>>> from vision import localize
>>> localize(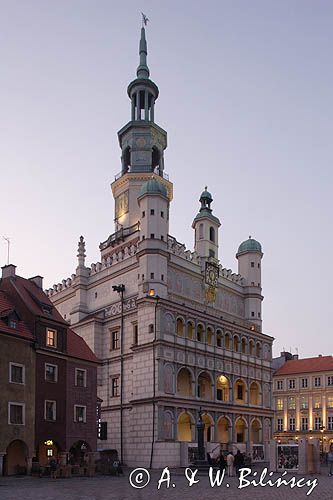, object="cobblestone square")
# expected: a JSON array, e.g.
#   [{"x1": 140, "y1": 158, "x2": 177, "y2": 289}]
[{"x1": 0, "y1": 467, "x2": 332, "y2": 500}]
